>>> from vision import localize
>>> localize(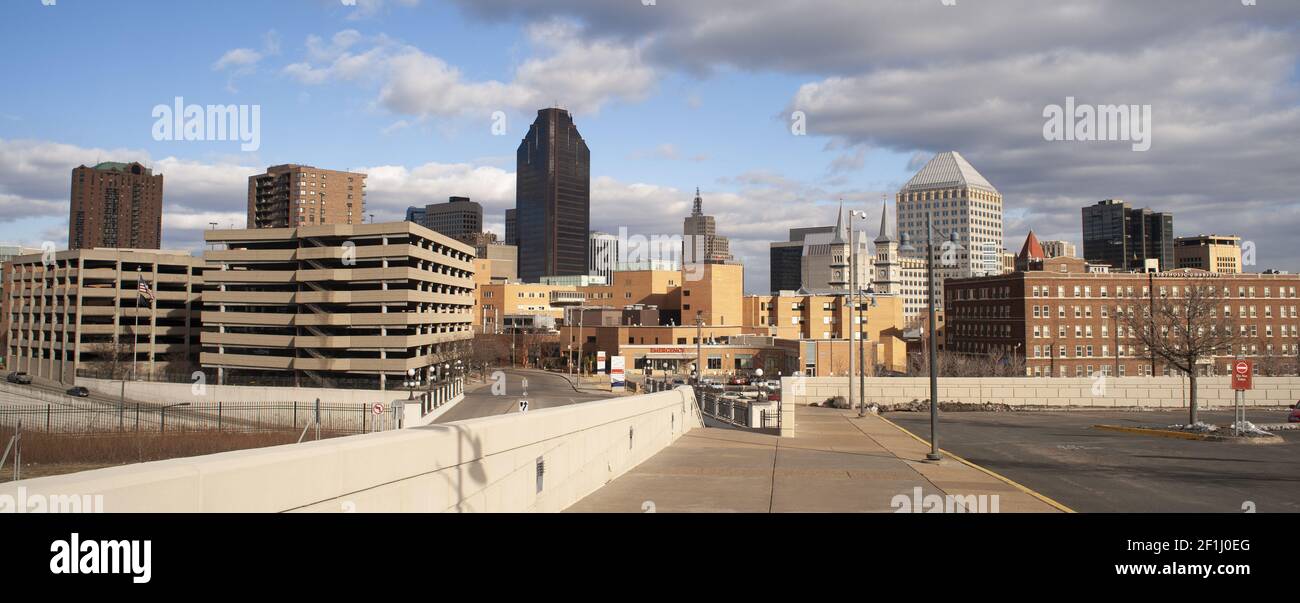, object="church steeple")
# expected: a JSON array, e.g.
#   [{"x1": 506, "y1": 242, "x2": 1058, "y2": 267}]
[
  {"x1": 874, "y1": 198, "x2": 895, "y2": 244},
  {"x1": 872, "y1": 198, "x2": 901, "y2": 296}
]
